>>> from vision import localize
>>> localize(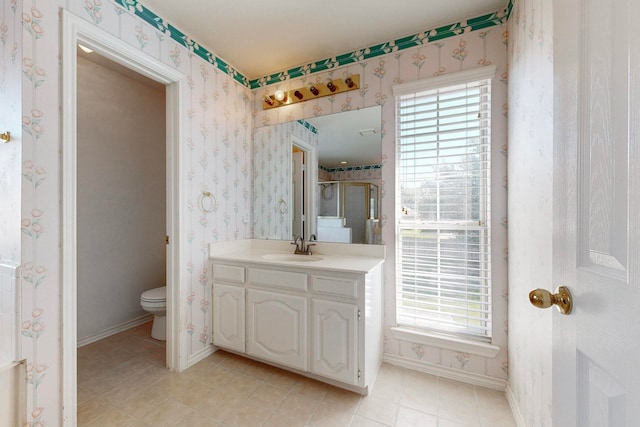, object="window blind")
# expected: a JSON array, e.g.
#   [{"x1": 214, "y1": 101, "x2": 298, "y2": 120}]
[{"x1": 394, "y1": 68, "x2": 493, "y2": 339}]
